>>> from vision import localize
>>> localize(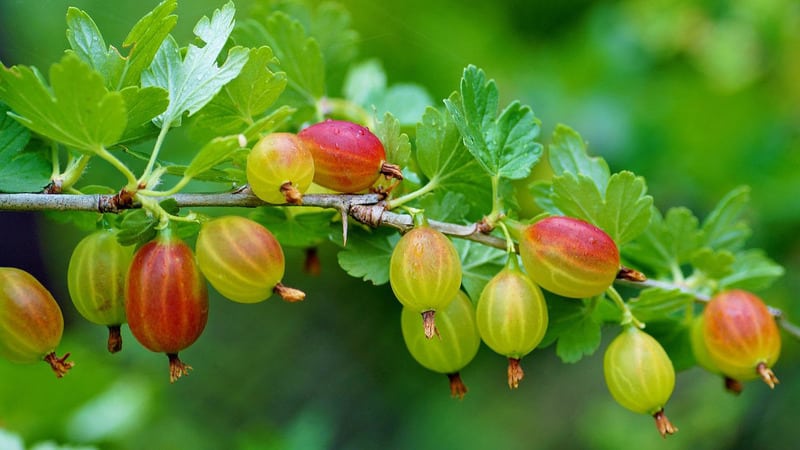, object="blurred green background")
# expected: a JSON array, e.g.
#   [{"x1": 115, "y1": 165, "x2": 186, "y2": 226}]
[{"x1": 1, "y1": 0, "x2": 799, "y2": 449}]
